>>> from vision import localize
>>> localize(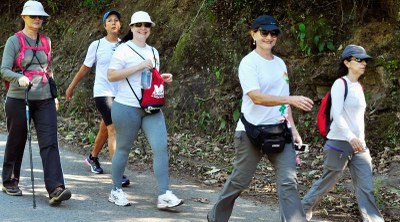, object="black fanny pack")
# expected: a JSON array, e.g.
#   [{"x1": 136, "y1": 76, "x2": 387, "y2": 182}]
[{"x1": 240, "y1": 113, "x2": 292, "y2": 154}]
